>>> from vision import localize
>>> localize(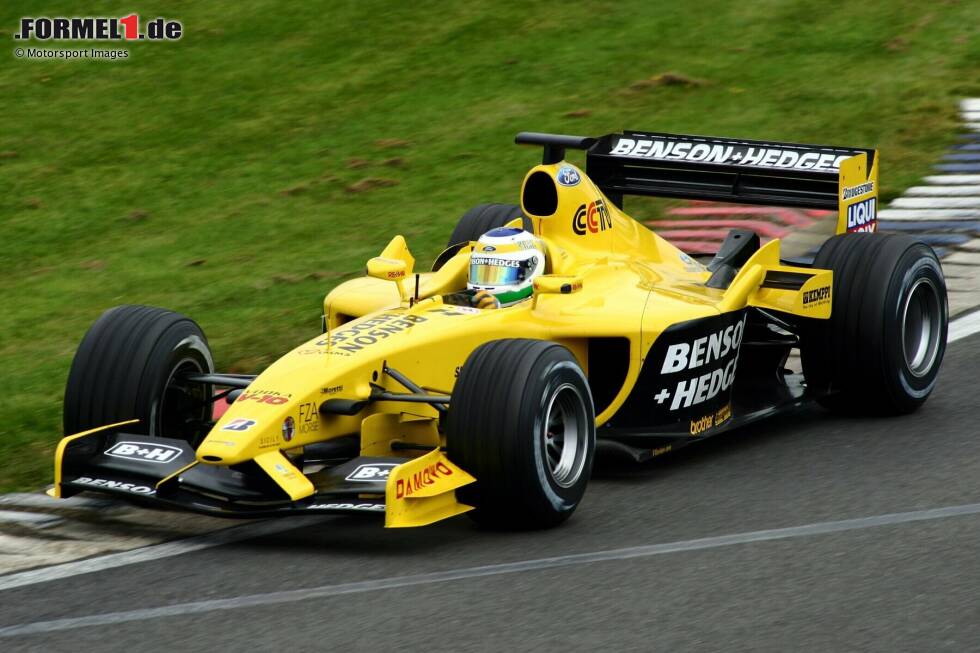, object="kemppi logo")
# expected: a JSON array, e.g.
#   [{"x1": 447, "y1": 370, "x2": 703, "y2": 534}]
[
  {"x1": 572, "y1": 199, "x2": 612, "y2": 236},
  {"x1": 802, "y1": 286, "x2": 831, "y2": 306},
  {"x1": 395, "y1": 461, "x2": 454, "y2": 499}
]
